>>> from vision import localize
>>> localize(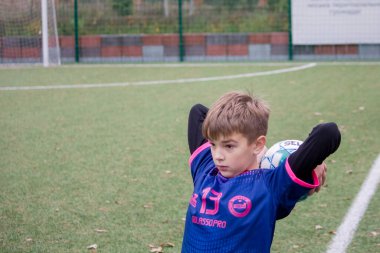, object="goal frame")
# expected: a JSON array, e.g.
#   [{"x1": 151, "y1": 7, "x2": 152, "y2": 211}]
[{"x1": 41, "y1": 0, "x2": 61, "y2": 67}]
